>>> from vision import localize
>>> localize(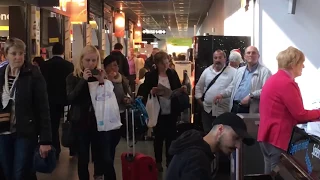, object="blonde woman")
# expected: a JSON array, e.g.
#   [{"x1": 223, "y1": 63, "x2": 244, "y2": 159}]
[
  {"x1": 258, "y1": 46, "x2": 320, "y2": 173},
  {"x1": 66, "y1": 45, "x2": 106, "y2": 180},
  {"x1": 0, "y1": 38, "x2": 52, "y2": 179}
]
